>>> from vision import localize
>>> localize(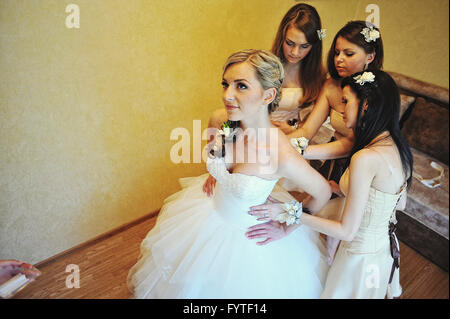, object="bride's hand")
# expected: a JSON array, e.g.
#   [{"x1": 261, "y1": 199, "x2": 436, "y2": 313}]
[
  {"x1": 202, "y1": 174, "x2": 217, "y2": 197},
  {"x1": 245, "y1": 220, "x2": 288, "y2": 245}
]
